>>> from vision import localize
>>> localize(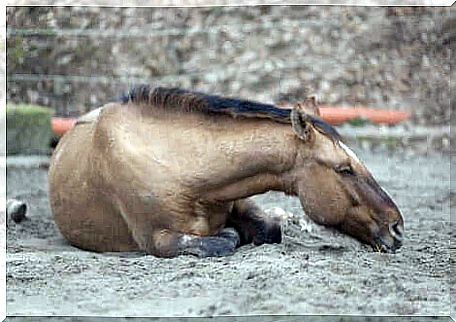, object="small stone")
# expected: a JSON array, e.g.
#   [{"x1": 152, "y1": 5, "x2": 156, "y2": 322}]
[{"x1": 6, "y1": 199, "x2": 27, "y2": 223}]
